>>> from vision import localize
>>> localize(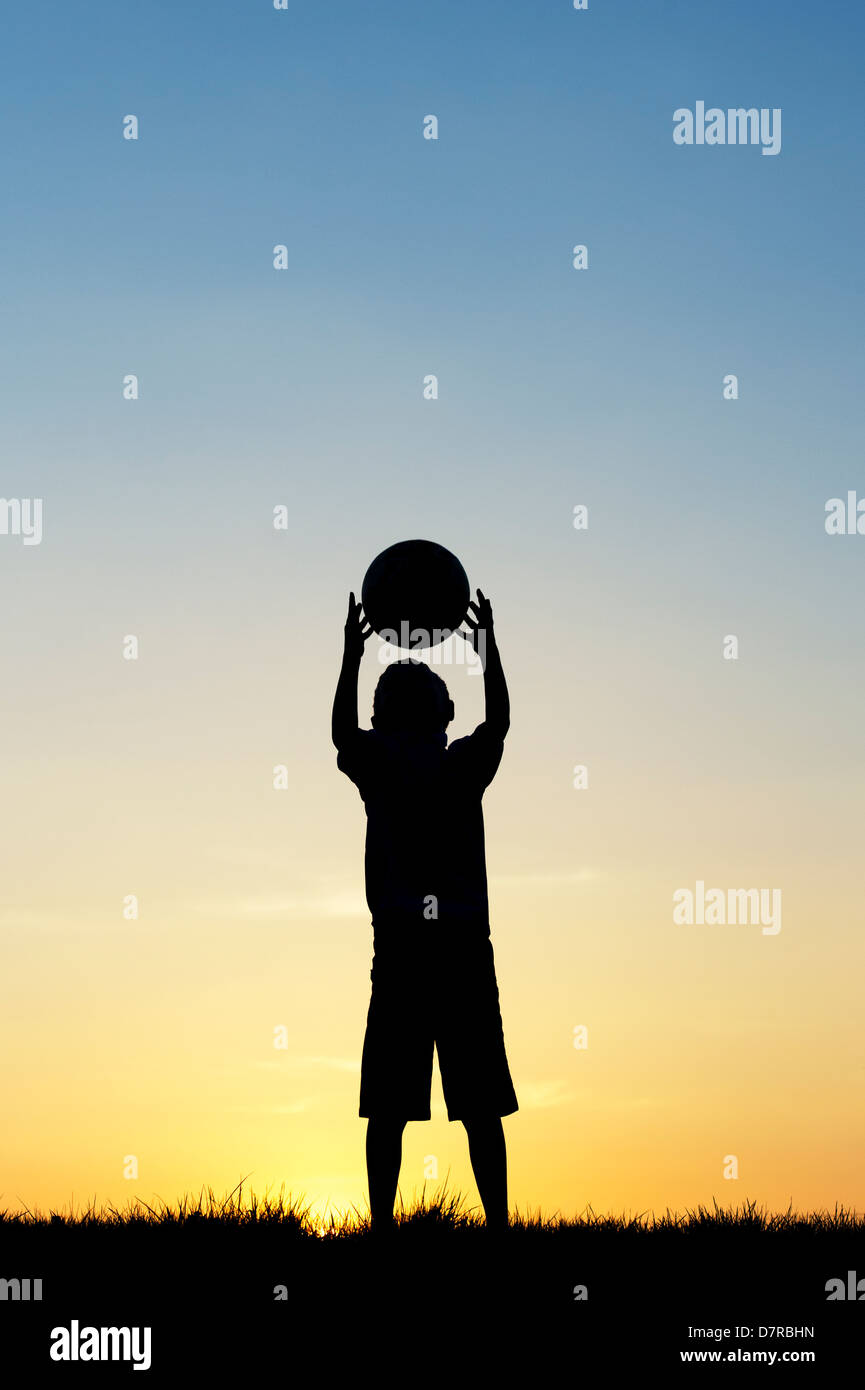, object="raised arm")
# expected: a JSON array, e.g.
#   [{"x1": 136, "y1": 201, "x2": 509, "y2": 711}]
[
  {"x1": 460, "y1": 589, "x2": 510, "y2": 739},
  {"x1": 331, "y1": 592, "x2": 373, "y2": 749}
]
